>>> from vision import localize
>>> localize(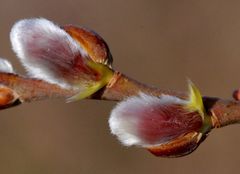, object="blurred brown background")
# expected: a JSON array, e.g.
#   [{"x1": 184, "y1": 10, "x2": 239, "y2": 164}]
[{"x1": 0, "y1": 0, "x2": 240, "y2": 174}]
